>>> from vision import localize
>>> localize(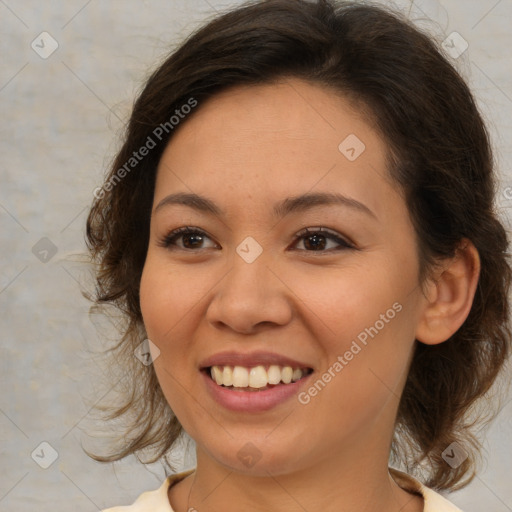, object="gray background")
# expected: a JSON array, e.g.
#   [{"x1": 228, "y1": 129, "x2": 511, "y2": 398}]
[{"x1": 1, "y1": 0, "x2": 511, "y2": 510}]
